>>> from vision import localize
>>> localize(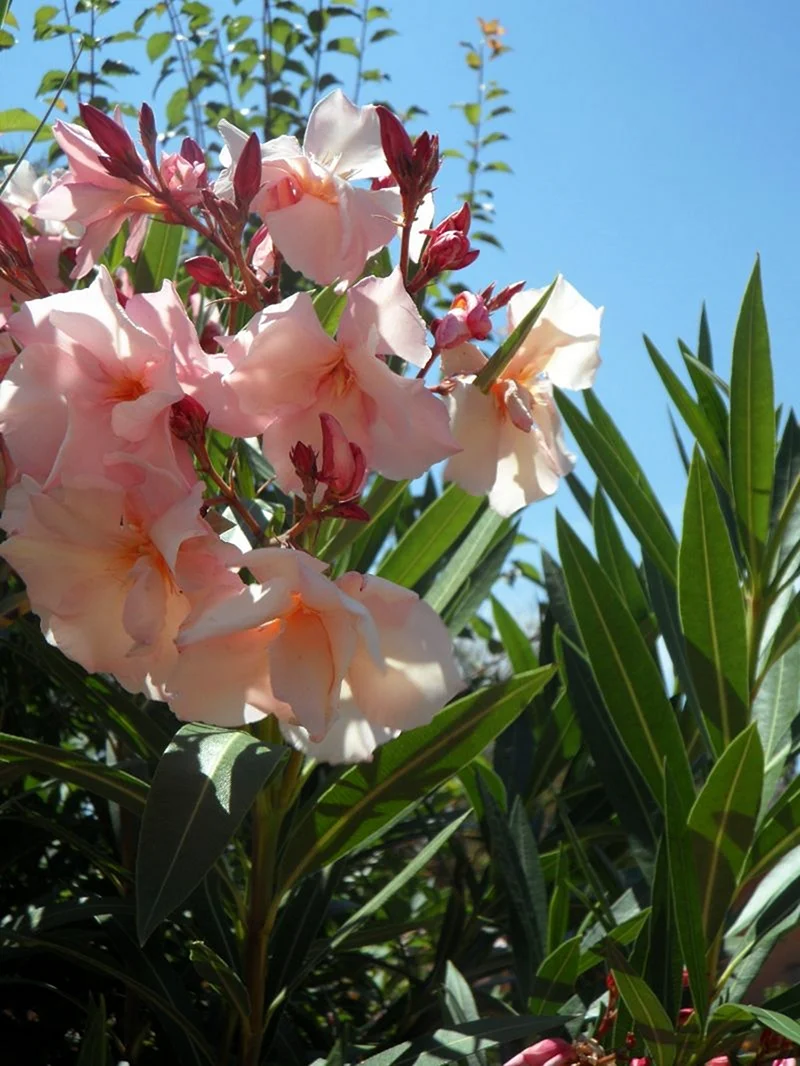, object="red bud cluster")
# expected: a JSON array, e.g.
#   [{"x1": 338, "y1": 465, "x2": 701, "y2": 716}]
[
  {"x1": 80, "y1": 103, "x2": 146, "y2": 183},
  {"x1": 185, "y1": 255, "x2": 233, "y2": 292},
  {"x1": 377, "y1": 106, "x2": 440, "y2": 204},
  {"x1": 170, "y1": 395, "x2": 209, "y2": 448},
  {"x1": 0, "y1": 201, "x2": 49, "y2": 299},
  {"x1": 409, "y1": 202, "x2": 479, "y2": 293},
  {"x1": 289, "y1": 414, "x2": 369, "y2": 527}
]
